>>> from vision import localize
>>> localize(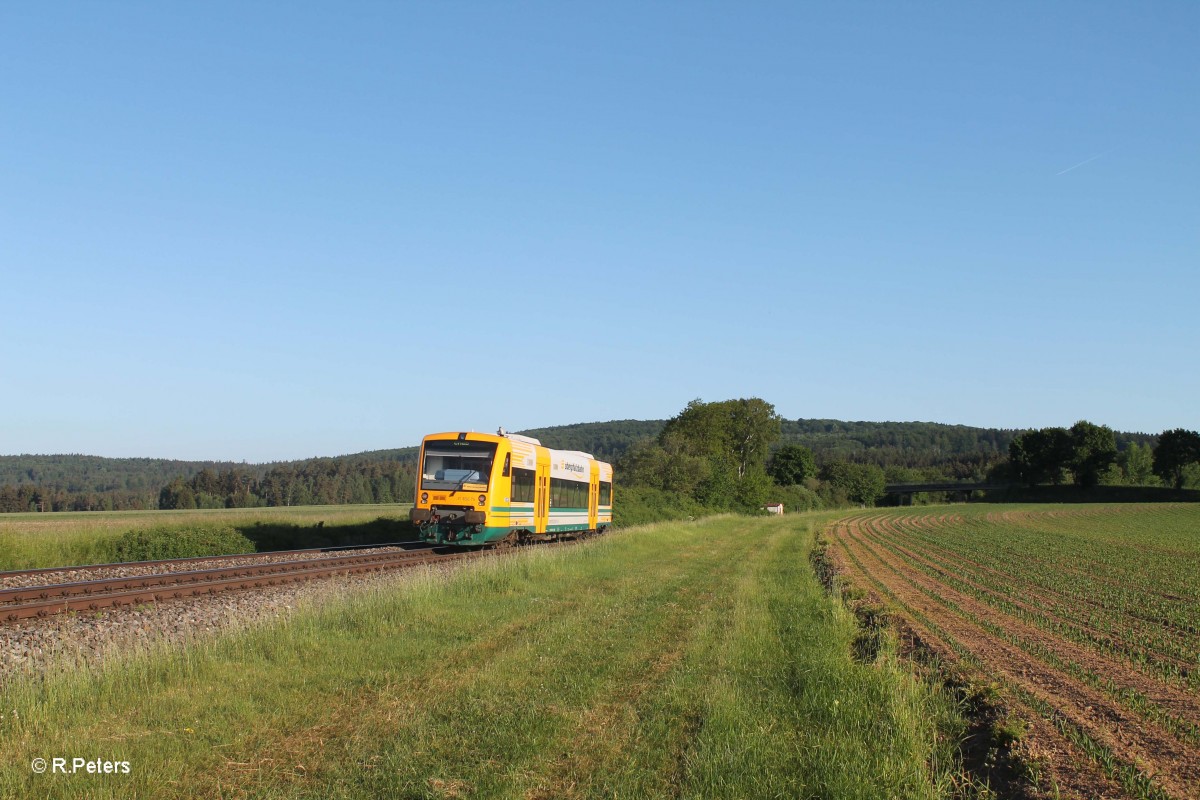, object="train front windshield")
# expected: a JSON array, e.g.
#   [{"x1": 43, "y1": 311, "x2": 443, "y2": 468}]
[{"x1": 421, "y1": 441, "x2": 497, "y2": 490}]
